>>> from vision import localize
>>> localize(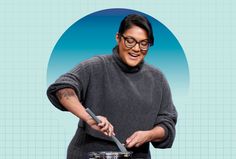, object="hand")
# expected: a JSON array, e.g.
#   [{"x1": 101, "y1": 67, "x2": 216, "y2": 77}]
[
  {"x1": 125, "y1": 131, "x2": 151, "y2": 148},
  {"x1": 86, "y1": 116, "x2": 115, "y2": 136}
]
